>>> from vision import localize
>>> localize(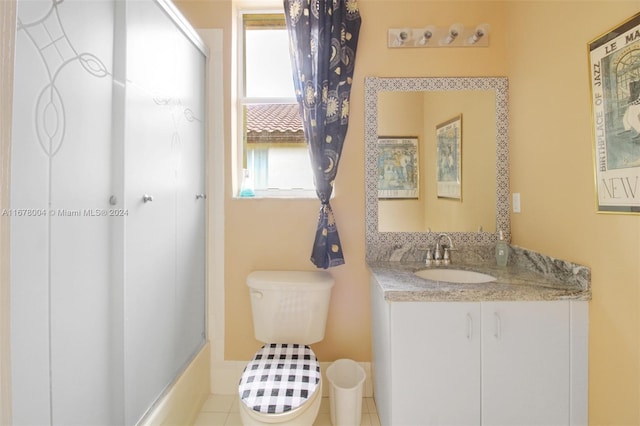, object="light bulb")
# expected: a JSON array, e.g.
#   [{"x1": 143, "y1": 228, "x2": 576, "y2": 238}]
[
  {"x1": 467, "y1": 23, "x2": 490, "y2": 44},
  {"x1": 393, "y1": 29, "x2": 411, "y2": 46},
  {"x1": 416, "y1": 26, "x2": 435, "y2": 46},
  {"x1": 441, "y1": 23, "x2": 464, "y2": 45}
]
